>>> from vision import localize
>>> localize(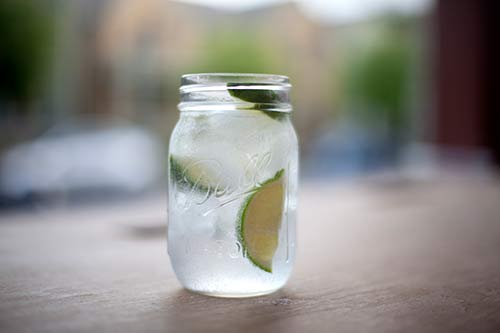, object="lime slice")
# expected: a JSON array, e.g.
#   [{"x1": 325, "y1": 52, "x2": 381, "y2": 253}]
[
  {"x1": 237, "y1": 169, "x2": 285, "y2": 273},
  {"x1": 227, "y1": 83, "x2": 287, "y2": 121},
  {"x1": 227, "y1": 83, "x2": 282, "y2": 103},
  {"x1": 169, "y1": 155, "x2": 223, "y2": 193}
]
